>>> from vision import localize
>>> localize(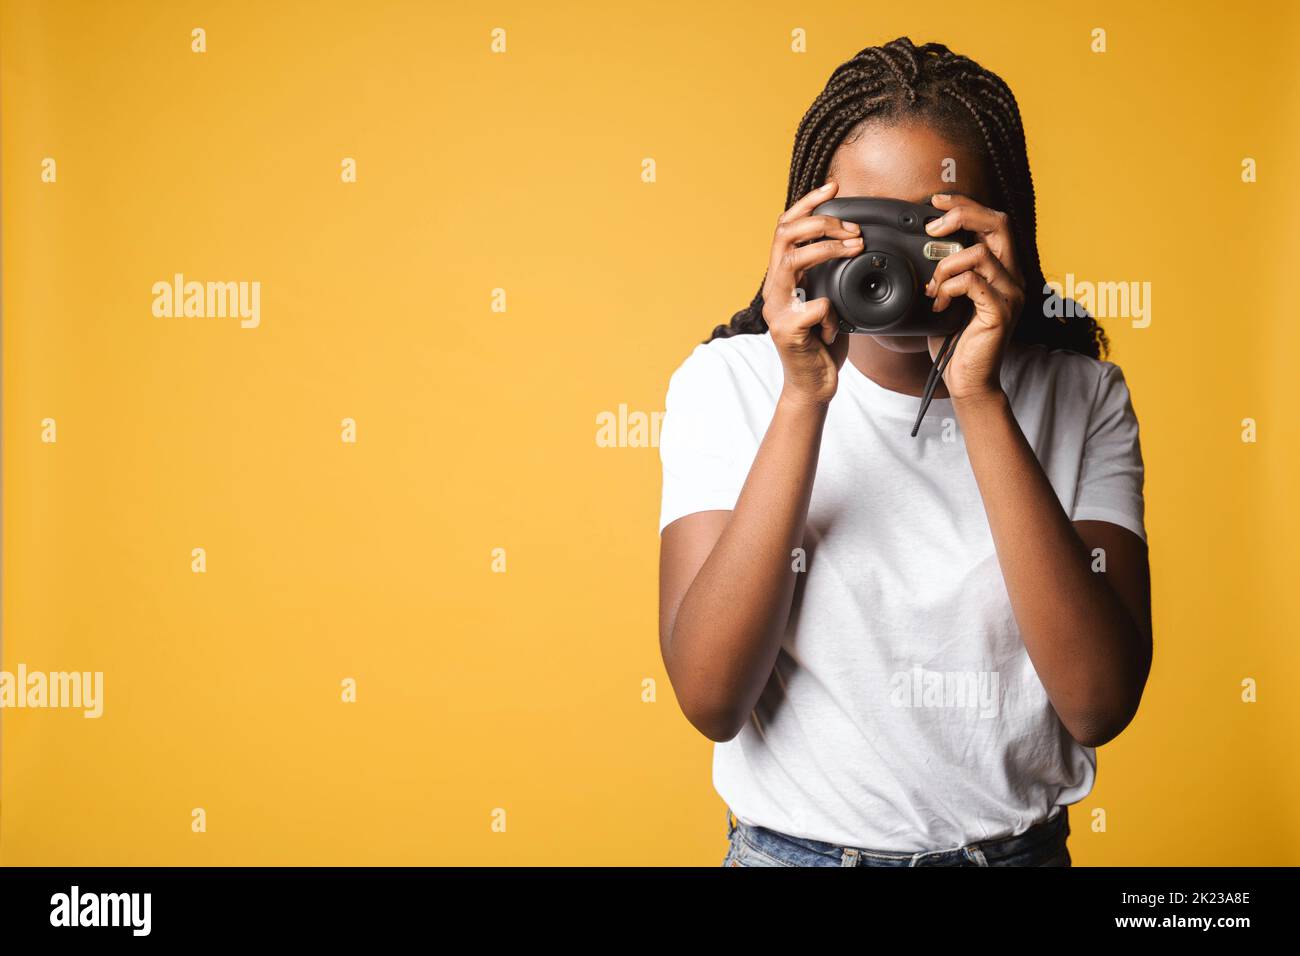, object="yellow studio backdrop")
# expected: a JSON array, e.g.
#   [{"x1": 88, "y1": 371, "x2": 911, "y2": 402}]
[{"x1": 1, "y1": 0, "x2": 1297, "y2": 866}]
